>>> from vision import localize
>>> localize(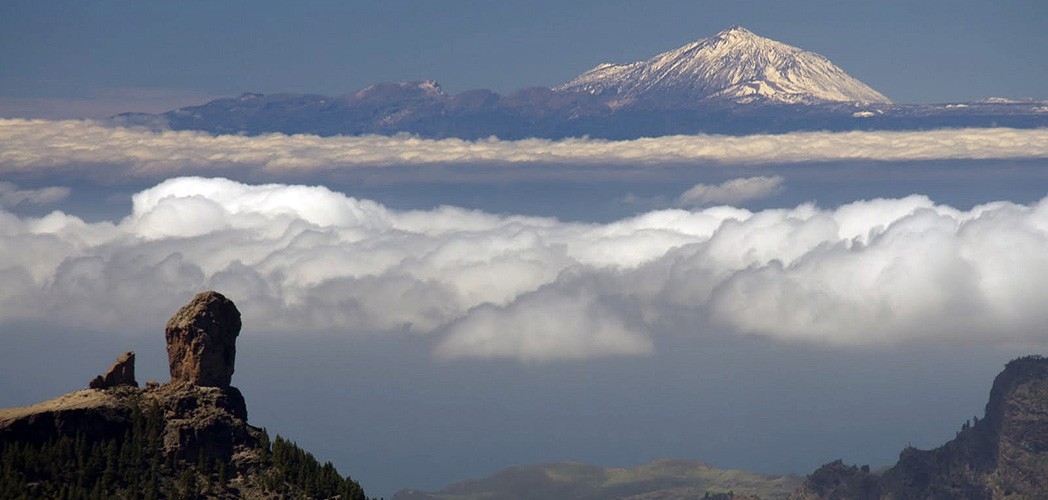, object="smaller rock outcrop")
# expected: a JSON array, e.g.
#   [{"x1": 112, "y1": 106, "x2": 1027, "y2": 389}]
[
  {"x1": 165, "y1": 291, "x2": 241, "y2": 387},
  {"x1": 88, "y1": 351, "x2": 137, "y2": 389},
  {"x1": 789, "y1": 460, "x2": 880, "y2": 500}
]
